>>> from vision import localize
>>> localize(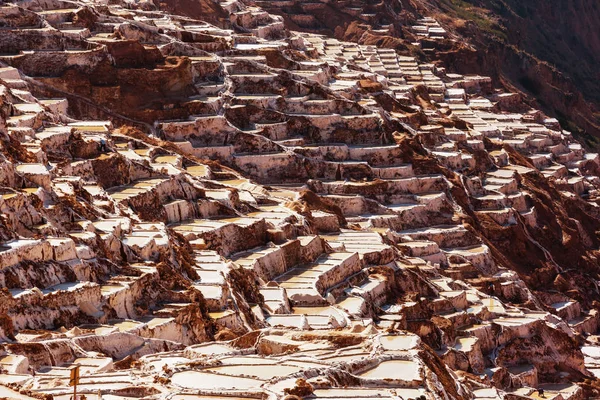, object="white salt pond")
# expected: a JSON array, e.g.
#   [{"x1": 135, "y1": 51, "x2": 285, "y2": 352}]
[
  {"x1": 187, "y1": 343, "x2": 234, "y2": 356},
  {"x1": 582, "y1": 346, "x2": 600, "y2": 358},
  {"x1": 472, "y1": 387, "x2": 500, "y2": 398},
  {"x1": 323, "y1": 352, "x2": 370, "y2": 363},
  {"x1": 219, "y1": 356, "x2": 279, "y2": 365},
  {"x1": 205, "y1": 364, "x2": 301, "y2": 379},
  {"x1": 312, "y1": 387, "x2": 427, "y2": 398},
  {"x1": 172, "y1": 396, "x2": 256, "y2": 400},
  {"x1": 380, "y1": 334, "x2": 419, "y2": 351},
  {"x1": 454, "y1": 337, "x2": 477, "y2": 352},
  {"x1": 51, "y1": 395, "x2": 139, "y2": 400},
  {"x1": 111, "y1": 320, "x2": 143, "y2": 332},
  {"x1": 147, "y1": 356, "x2": 190, "y2": 370},
  {"x1": 171, "y1": 370, "x2": 262, "y2": 389},
  {"x1": 0, "y1": 386, "x2": 37, "y2": 400},
  {"x1": 359, "y1": 360, "x2": 420, "y2": 381}
]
